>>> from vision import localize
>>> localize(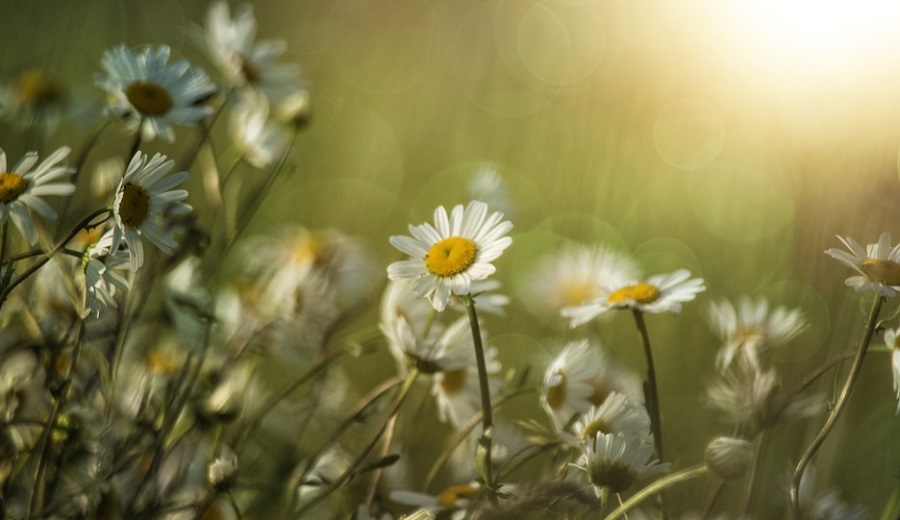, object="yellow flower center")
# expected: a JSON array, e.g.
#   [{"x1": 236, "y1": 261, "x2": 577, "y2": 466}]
[
  {"x1": 544, "y1": 370, "x2": 567, "y2": 410},
  {"x1": 118, "y1": 183, "x2": 150, "y2": 227},
  {"x1": 559, "y1": 281, "x2": 597, "y2": 307},
  {"x1": 440, "y1": 368, "x2": 467, "y2": 395},
  {"x1": 145, "y1": 351, "x2": 180, "y2": 374},
  {"x1": 606, "y1": 283, "x2": 661, "y2": 305},
  {"x1": 580, "y1": 418, "x2": 612, "y2": 442},
  {"x1": 860, "y1": 258, "x2": 900, "y2": 286},
  {"x1": 436, "y1": 484, "x2": 478, "y2": 509},
  {"x1": 290, "y1": 232, "x2": 330, "y2": 267},
  {"x1": 425, "y1": 237, "x2": 477, "y2": 277},
  {"x1": 239, "y1": 56, "x2": 261, "y2": 84},
  {"x1": 125, "y1": 81, "x2": 174, "y2": 116},
  {"x1": 0, "y1": 173, "x2": 28, "y2": 203},
  {"x1": 16, "y1": 69, "x2": 64, "y2": 108}
]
